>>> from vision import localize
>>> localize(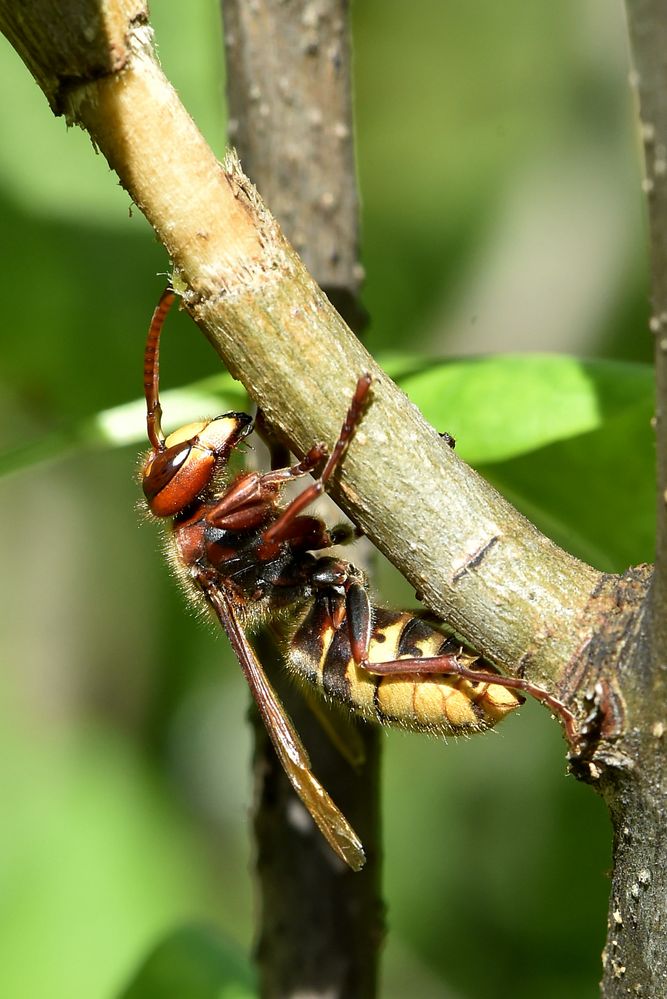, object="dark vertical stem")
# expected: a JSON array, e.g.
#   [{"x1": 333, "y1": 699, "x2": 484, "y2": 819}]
[
  {"x1": 220, "y1": 2, "x2": 383, "y2": 996},
  {"x1": 250, "y1": 662, "x2": 383, "y2": 999},
  {"x1": 624, "y1": 0, "x2": 667, "y2": 667},
  {"x1": 222, "y1": 0, "x2": 365, "y2": 328},
  {"x1": 597, "y1": 4, "x2": 667, "y2": 996}
]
